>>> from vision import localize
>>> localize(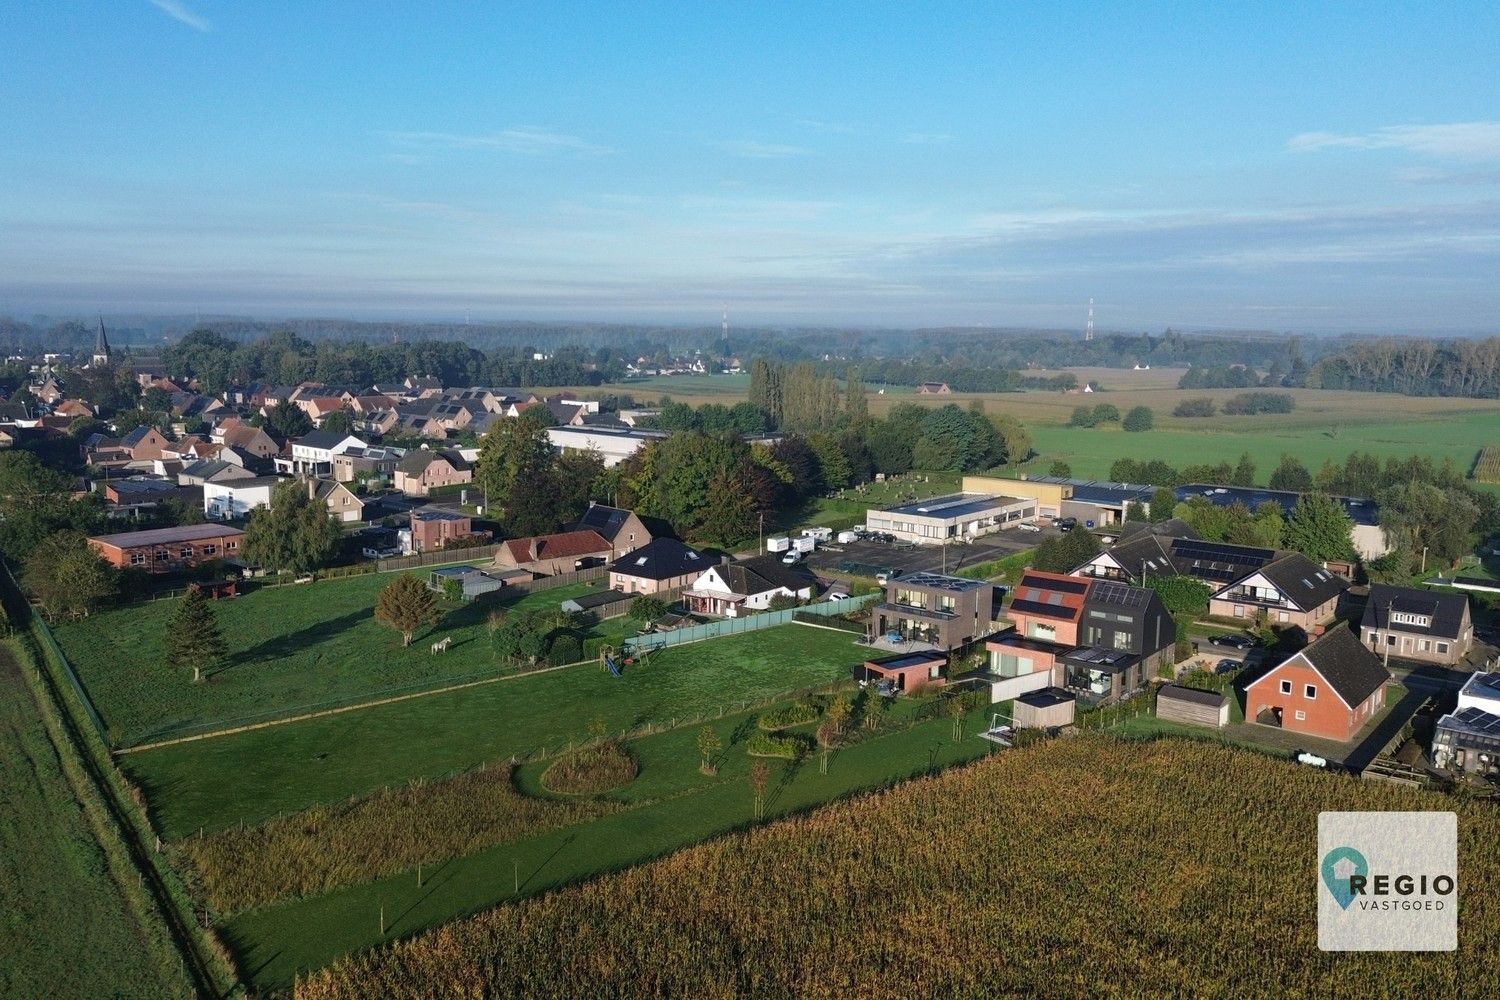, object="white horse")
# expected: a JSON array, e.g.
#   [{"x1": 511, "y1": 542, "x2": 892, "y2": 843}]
[{"x1": 430, "y1": 636, "x2": 453, "y2": 655}]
